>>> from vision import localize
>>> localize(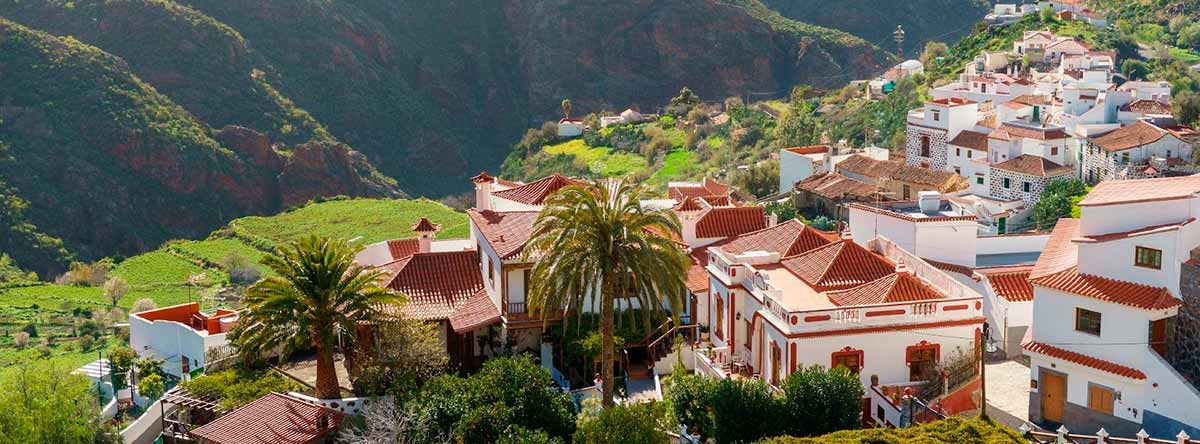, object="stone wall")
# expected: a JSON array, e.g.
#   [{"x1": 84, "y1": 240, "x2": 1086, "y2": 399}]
[
  {"x1": 906, "y1": 126, "x2": 949, "y2": 170},
  {"x1": 1169, "y1": 248, "x2": 1200, "y2": 390},
  {"x1": 988, "y1": 169, "x2": 1064, "y2": 207}
]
